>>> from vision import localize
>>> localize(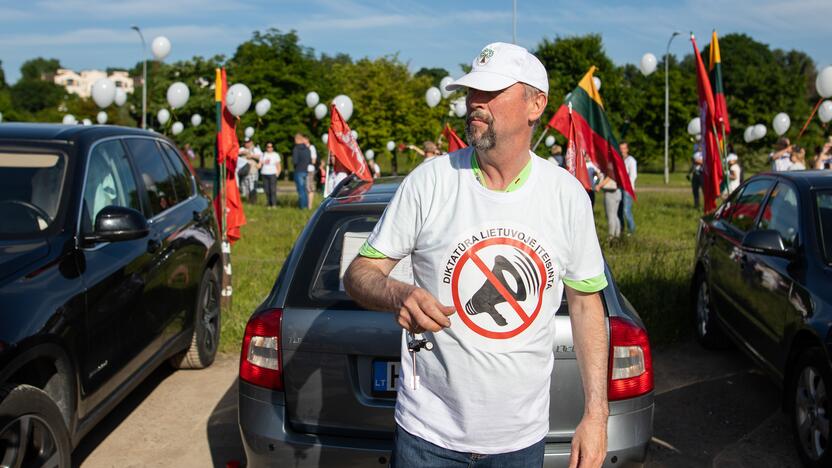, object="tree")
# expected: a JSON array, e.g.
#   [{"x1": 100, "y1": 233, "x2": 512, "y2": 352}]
[
  {"x1": 415, "y1": 67, "x2": 450, "y2": 86},
  {"x1": 20, "y1": 58, "x2": 61, "y2": 81}
]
